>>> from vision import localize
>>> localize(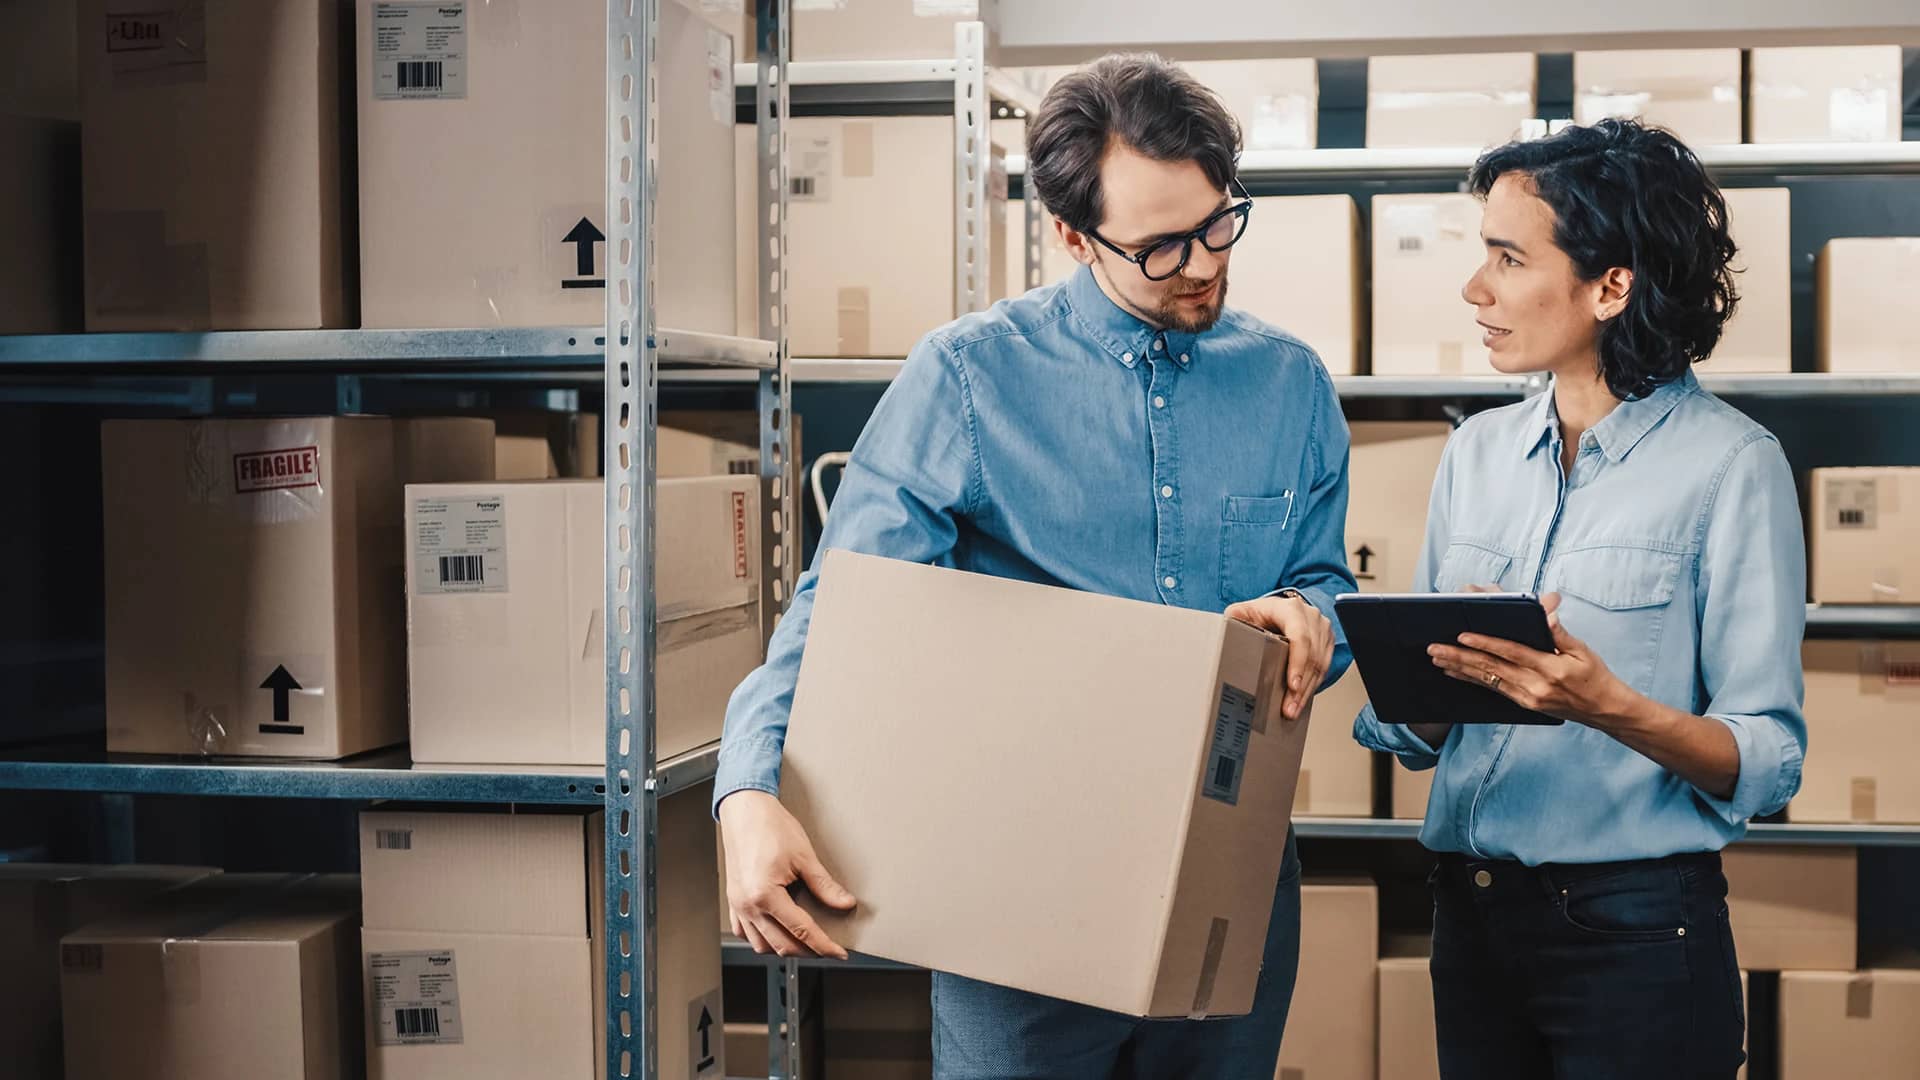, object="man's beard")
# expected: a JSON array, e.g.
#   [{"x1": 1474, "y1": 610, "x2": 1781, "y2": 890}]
[{"x1": 1153, "y1": 274, "x2": 1228, "y2": 333}]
